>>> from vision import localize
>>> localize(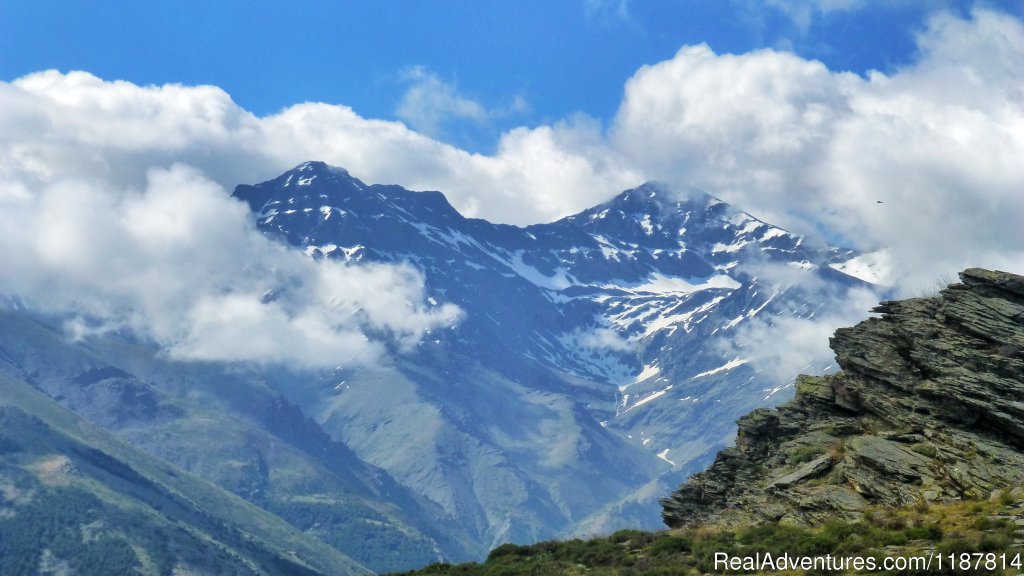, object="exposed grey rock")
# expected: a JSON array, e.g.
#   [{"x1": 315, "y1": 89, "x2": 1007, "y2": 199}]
[
  {"x1": 769, "y1": 455, "x2": 832, "y2": 489},
  {"x1": 846, "y1": 436, "x2": 932, "y2": 481},
  {"x1": 662, "y1": 268, "x2": 1024, "y2": 528},
  {"x1": 796, "y1": 485, "x2": 867, "y2": 512}
]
